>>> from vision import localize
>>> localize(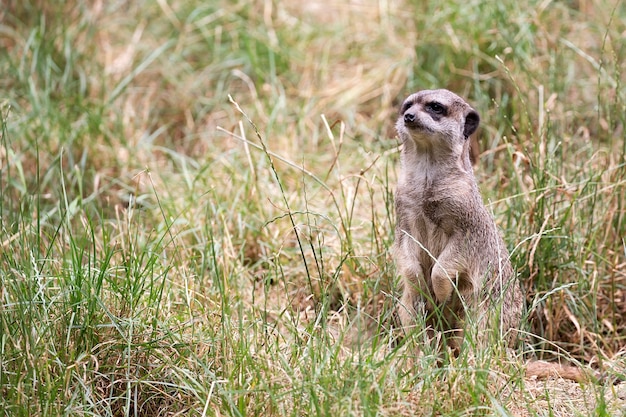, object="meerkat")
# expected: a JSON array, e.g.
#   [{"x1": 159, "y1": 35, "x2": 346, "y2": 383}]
[
  {"x1": 393, "y1": 89, "x2": 523, "y2": 352},
  {"x1": 391, "y1": 89, "x2": 608, "y2": 384}
]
